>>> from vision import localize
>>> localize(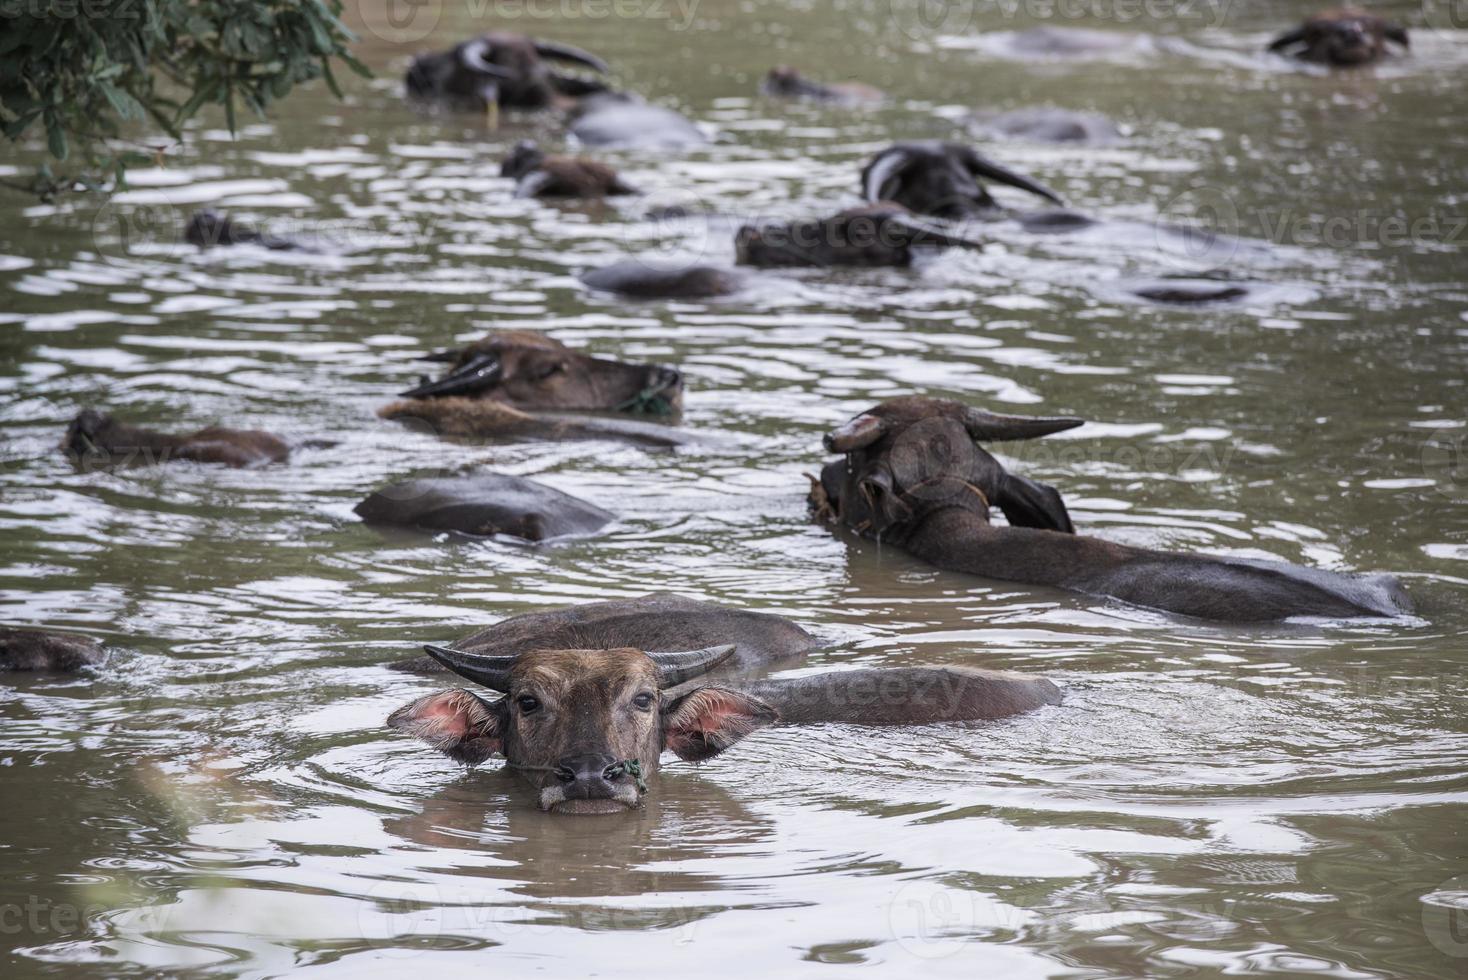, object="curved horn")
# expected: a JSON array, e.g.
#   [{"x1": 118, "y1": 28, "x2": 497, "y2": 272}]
[
  {"x1": 423, "y1": 644, "x2": 516, "y2": 692},
  {"x1": 884, "y1": 212, "x2": 985, "y2": 251},
  {"x1": 400, "y1": 354, "x2": 503, "y2": 399},
  {"x1": 533, "y1": 40, "x2": 609, "y2": 73},
  {"x1": 1383, "y1": 22, "x2": 1409, "y2": 48},
  {"x1": 862, "y1": 147, "x2": 914, "y2": 203},
  {"x1": 961, "y1": 407, "x2": 1084, "y2": 442},
  {"x1": 459, "y1": 39, "x2": 515, "y2": 79},
  {"x1": 649, "y1": 645, "x2": 736, "y2": 688},
  {"x1": 1267, "y1": 26, "x2": 1306, "y2": 52},
  {"x1": 824, "y1": 413, "x2": 887, "y2": 453},
  {"x1": 957, "y1": 146, "x2": 1062, "y2": 205}
]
